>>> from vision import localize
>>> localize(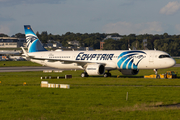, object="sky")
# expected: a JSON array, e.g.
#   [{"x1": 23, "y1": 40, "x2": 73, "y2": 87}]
[{"x1": 0, "y1": 0, "x2": 180, "y2": 36}]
